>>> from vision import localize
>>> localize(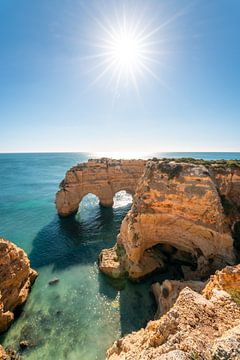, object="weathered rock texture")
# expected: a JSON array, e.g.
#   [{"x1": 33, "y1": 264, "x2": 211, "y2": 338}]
[
  {"x1": 56, "y1": 158, "x2": 146, "y2": 217},
  {"x1": 0, "y1": 346, "x2": 7, "y2": 360},
  {"x1": 0, "y1": 347, "x2": 19, "y2": 360},
  {"x1": 152, "y1": 279, "x2": 205, "y2": 318},
  {"x1": 100, "y1": 160, "x2": 239, "y2": 280},
  {"x1": 0, "y1": 238, "x2": 37, "y2": 333},
  {"x1": 212, "y1": 165, "x2": 240, "y2": 252},
  {"x1": 203, "y1": 264, "x2": 240, "y2": 300},
  {"x1": 106, "y1": 265, "x2": 240, "y2": 360}
]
